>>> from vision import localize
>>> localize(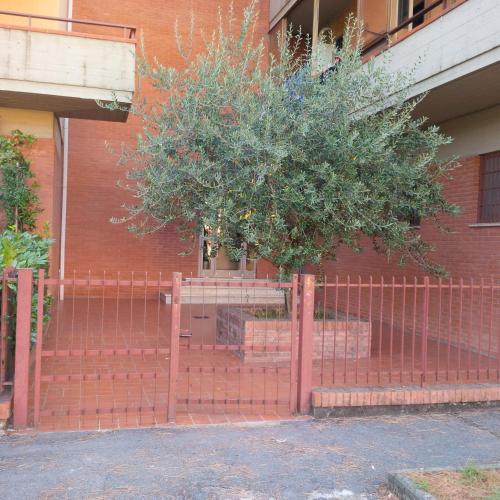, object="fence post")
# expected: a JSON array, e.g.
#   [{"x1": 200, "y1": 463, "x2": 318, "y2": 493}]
[
  {"x1": 13, "y1": 269, "x2": 33, "y2": 429},
  {"x1": 421, "y1": 276, "x2": 430, "y2": 386},
  {"x1": 0, "y1": 268, "x2": 11, "y2": 393},
  {"x1": 289, "y1": 274, "x2": 299, "y2": 414},
  {"x1": 297, "y1": 274, "x2": 315, "y2": 414},
  {"x1": 33, "y1": 269, "x2": 45, "y2": 427},
  {"x1": 167, "y1": 272, "x2": 182, "y2": 423}
]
